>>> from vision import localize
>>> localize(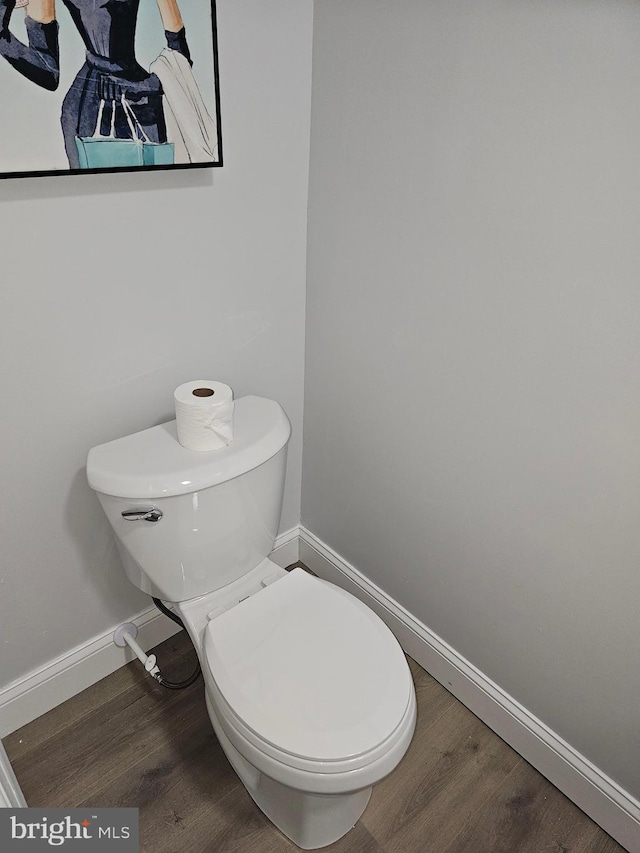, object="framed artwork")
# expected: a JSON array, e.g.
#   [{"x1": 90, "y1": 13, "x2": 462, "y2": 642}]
[{"x1": 0, "y1": 0, "x2": 223, "y2": 178}]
